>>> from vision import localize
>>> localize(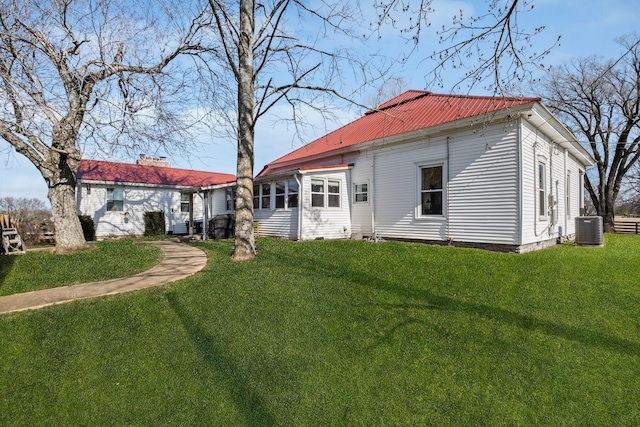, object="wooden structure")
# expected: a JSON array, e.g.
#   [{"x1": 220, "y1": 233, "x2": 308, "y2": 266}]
[
  {"x1": 1, "y1": 214, "x2": 26, "y2": 255},
  {"x1": 614, "y1": 217, "x2": 640, "y2": 234}
]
